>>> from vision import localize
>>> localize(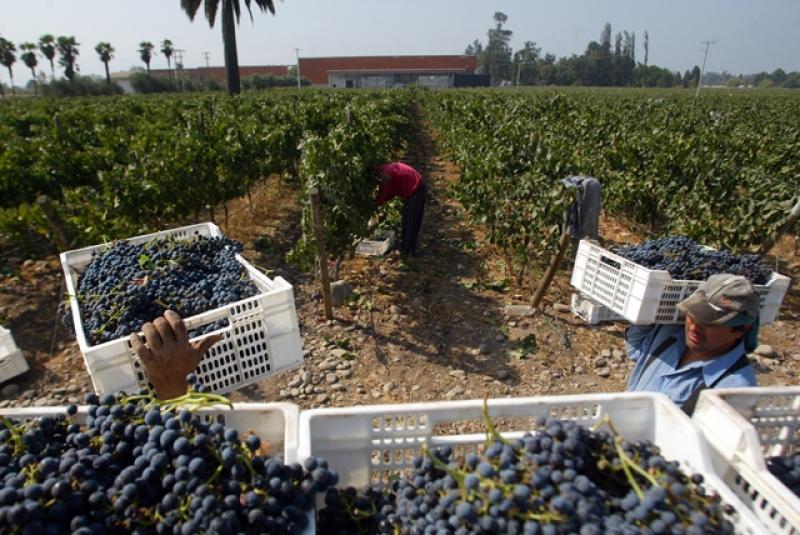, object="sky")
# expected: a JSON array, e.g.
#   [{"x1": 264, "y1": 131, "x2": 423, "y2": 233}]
[{"x1": 1, "y1": 0, "x2": 799, "y2": 83}]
